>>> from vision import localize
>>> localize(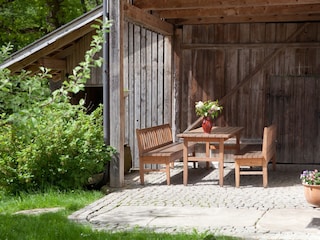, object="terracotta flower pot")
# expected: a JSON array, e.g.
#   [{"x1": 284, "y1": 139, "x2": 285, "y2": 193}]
[{"x1": 303, "y1": 184, "x2": 320, "y2": 207}]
